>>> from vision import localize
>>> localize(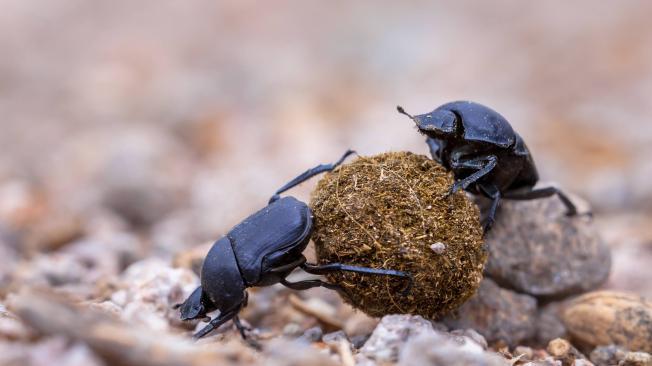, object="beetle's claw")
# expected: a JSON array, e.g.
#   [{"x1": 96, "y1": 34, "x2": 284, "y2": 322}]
[
  {"x1": 445, "y1": 184, "x2": 460, "y2": 198},
  {"x1": 400, "y1": 274, "x2": 414, "y2": 297}
]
